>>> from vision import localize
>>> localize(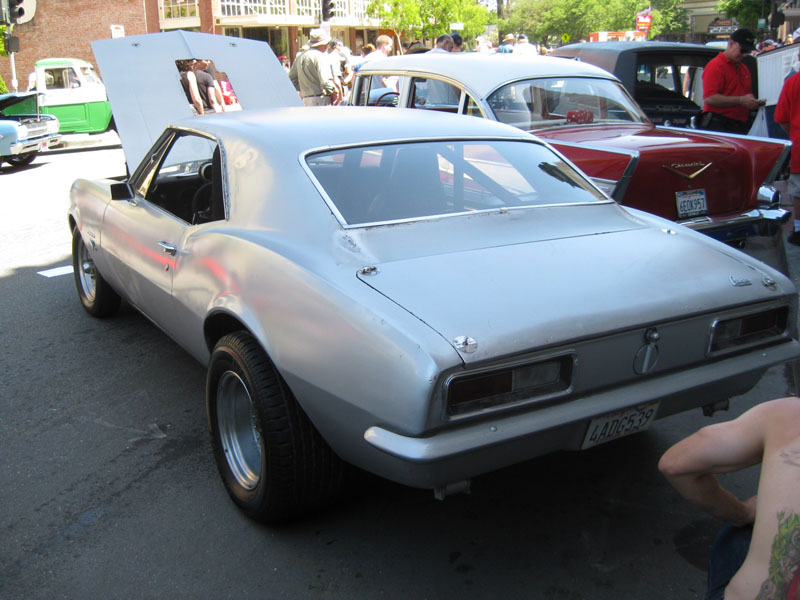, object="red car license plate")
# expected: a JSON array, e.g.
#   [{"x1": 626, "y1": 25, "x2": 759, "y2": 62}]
[{"x1": 676, "y1": 189, "x2": 707, "y2": 218}]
